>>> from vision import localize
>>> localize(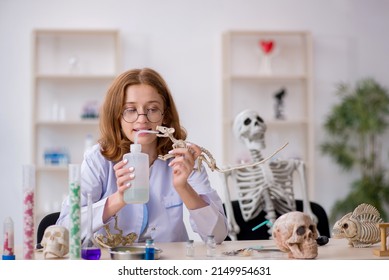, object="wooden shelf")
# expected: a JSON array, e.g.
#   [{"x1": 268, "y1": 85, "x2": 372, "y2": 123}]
[
  {"x1": 36, "y1": 165, "x2": 68, "y2": 172},
  {"x1": 228, "y1": 74, "x2": 308, "y2": 81},
  {"x1": 31, "y1": 29, "x2": 121, "y2": 222},
  {"x1": 222, "y1": 30, "x2": 314, "y2": 194},
  {"x1": 36, "y1": 119, "x2": 99, "y2": 126},
  {"x1": 36, "y1": 74, "x2": 117, "y2": 79}
]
